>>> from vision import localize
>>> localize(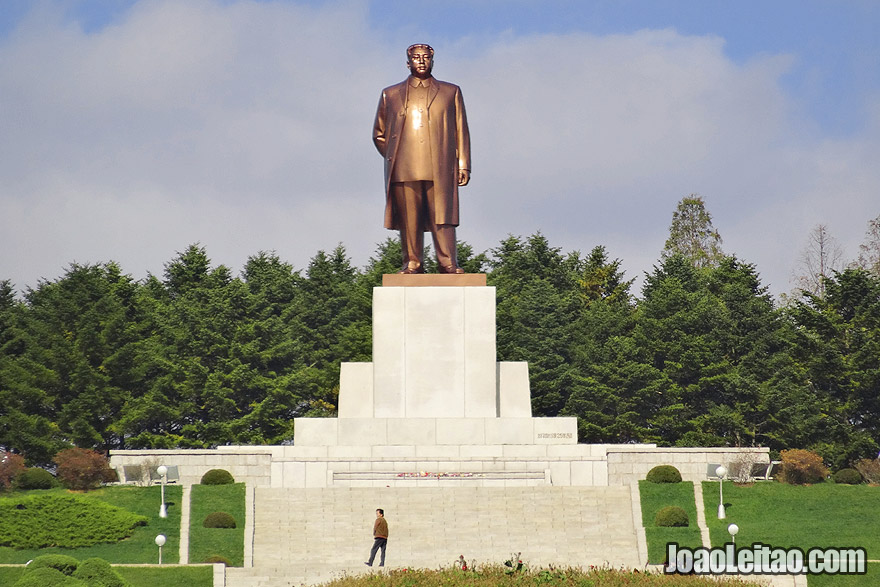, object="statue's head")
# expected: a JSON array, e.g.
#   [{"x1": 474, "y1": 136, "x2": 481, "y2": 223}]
[{"x1": 406, "y1": 43, "x2": 434, "y2": 79}]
